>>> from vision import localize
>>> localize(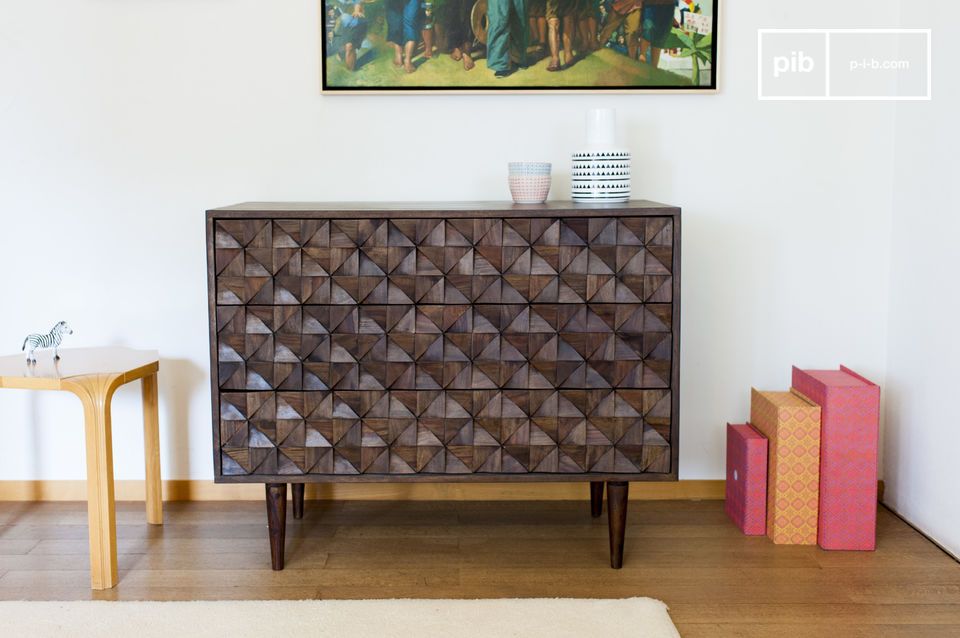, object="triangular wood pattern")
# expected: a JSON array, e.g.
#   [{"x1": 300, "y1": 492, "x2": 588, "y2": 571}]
[{"x1": 214, "y1": 216, "x2": 674, "y2": 476}]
